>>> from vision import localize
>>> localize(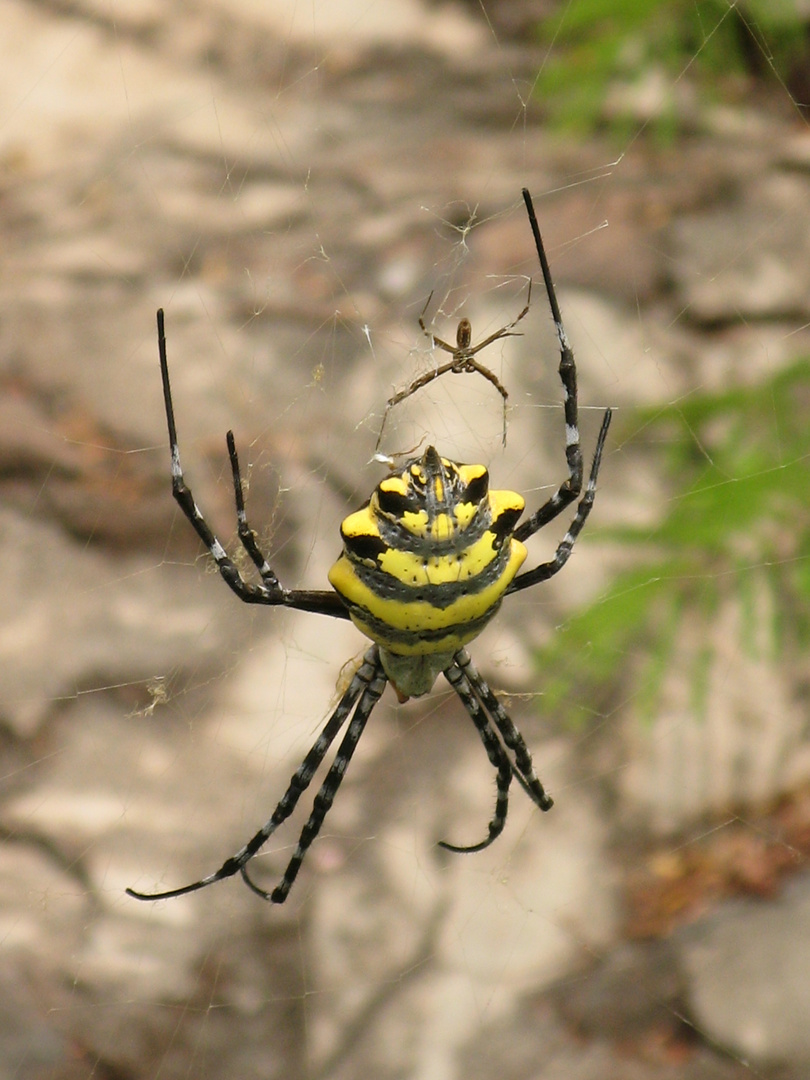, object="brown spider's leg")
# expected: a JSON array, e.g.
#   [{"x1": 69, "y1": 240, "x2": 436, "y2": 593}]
[
  {"x1": 456, "y1": 294, "x2": 531, "y2": 359},
  {"x1": 157, "y1": 310, "x2": 347, "y2": 619},
  {"x1": 384, "y1": 360, "x2": 459, "y2": 411},
  {"x1": 126, "y1": 647, "x2": 384, "y2": 903},
  {"x1": 418, "y1": 324, "x2": 457, "y2": 355},
  {"x1": 422, "y1": 274, "x2": 532, "y2": 359},
  {"x1": 375, "y1": 357, "x2": 463, "y2": 455},
  {"x1": 456, "y1": 360, "x2": 509, "y2": 446}
]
